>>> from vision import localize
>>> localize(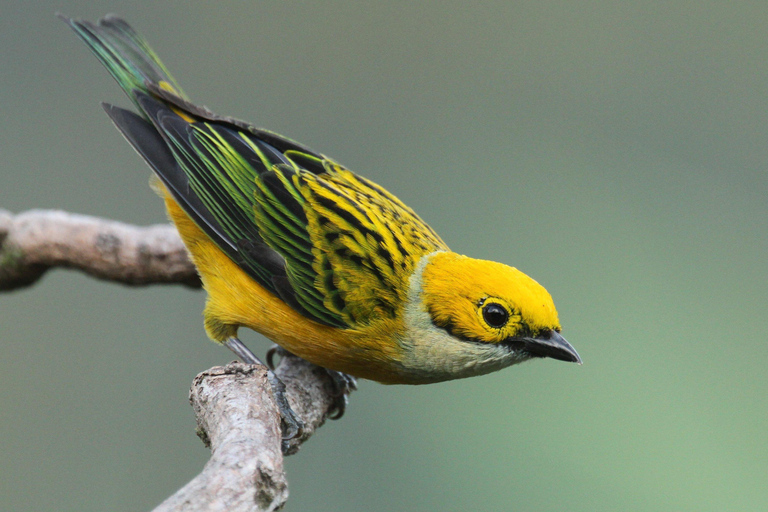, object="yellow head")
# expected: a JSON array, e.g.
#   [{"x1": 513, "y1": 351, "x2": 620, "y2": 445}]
[{"x1": 396, "y1": 251, "x2": 580, "y2": 383}]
